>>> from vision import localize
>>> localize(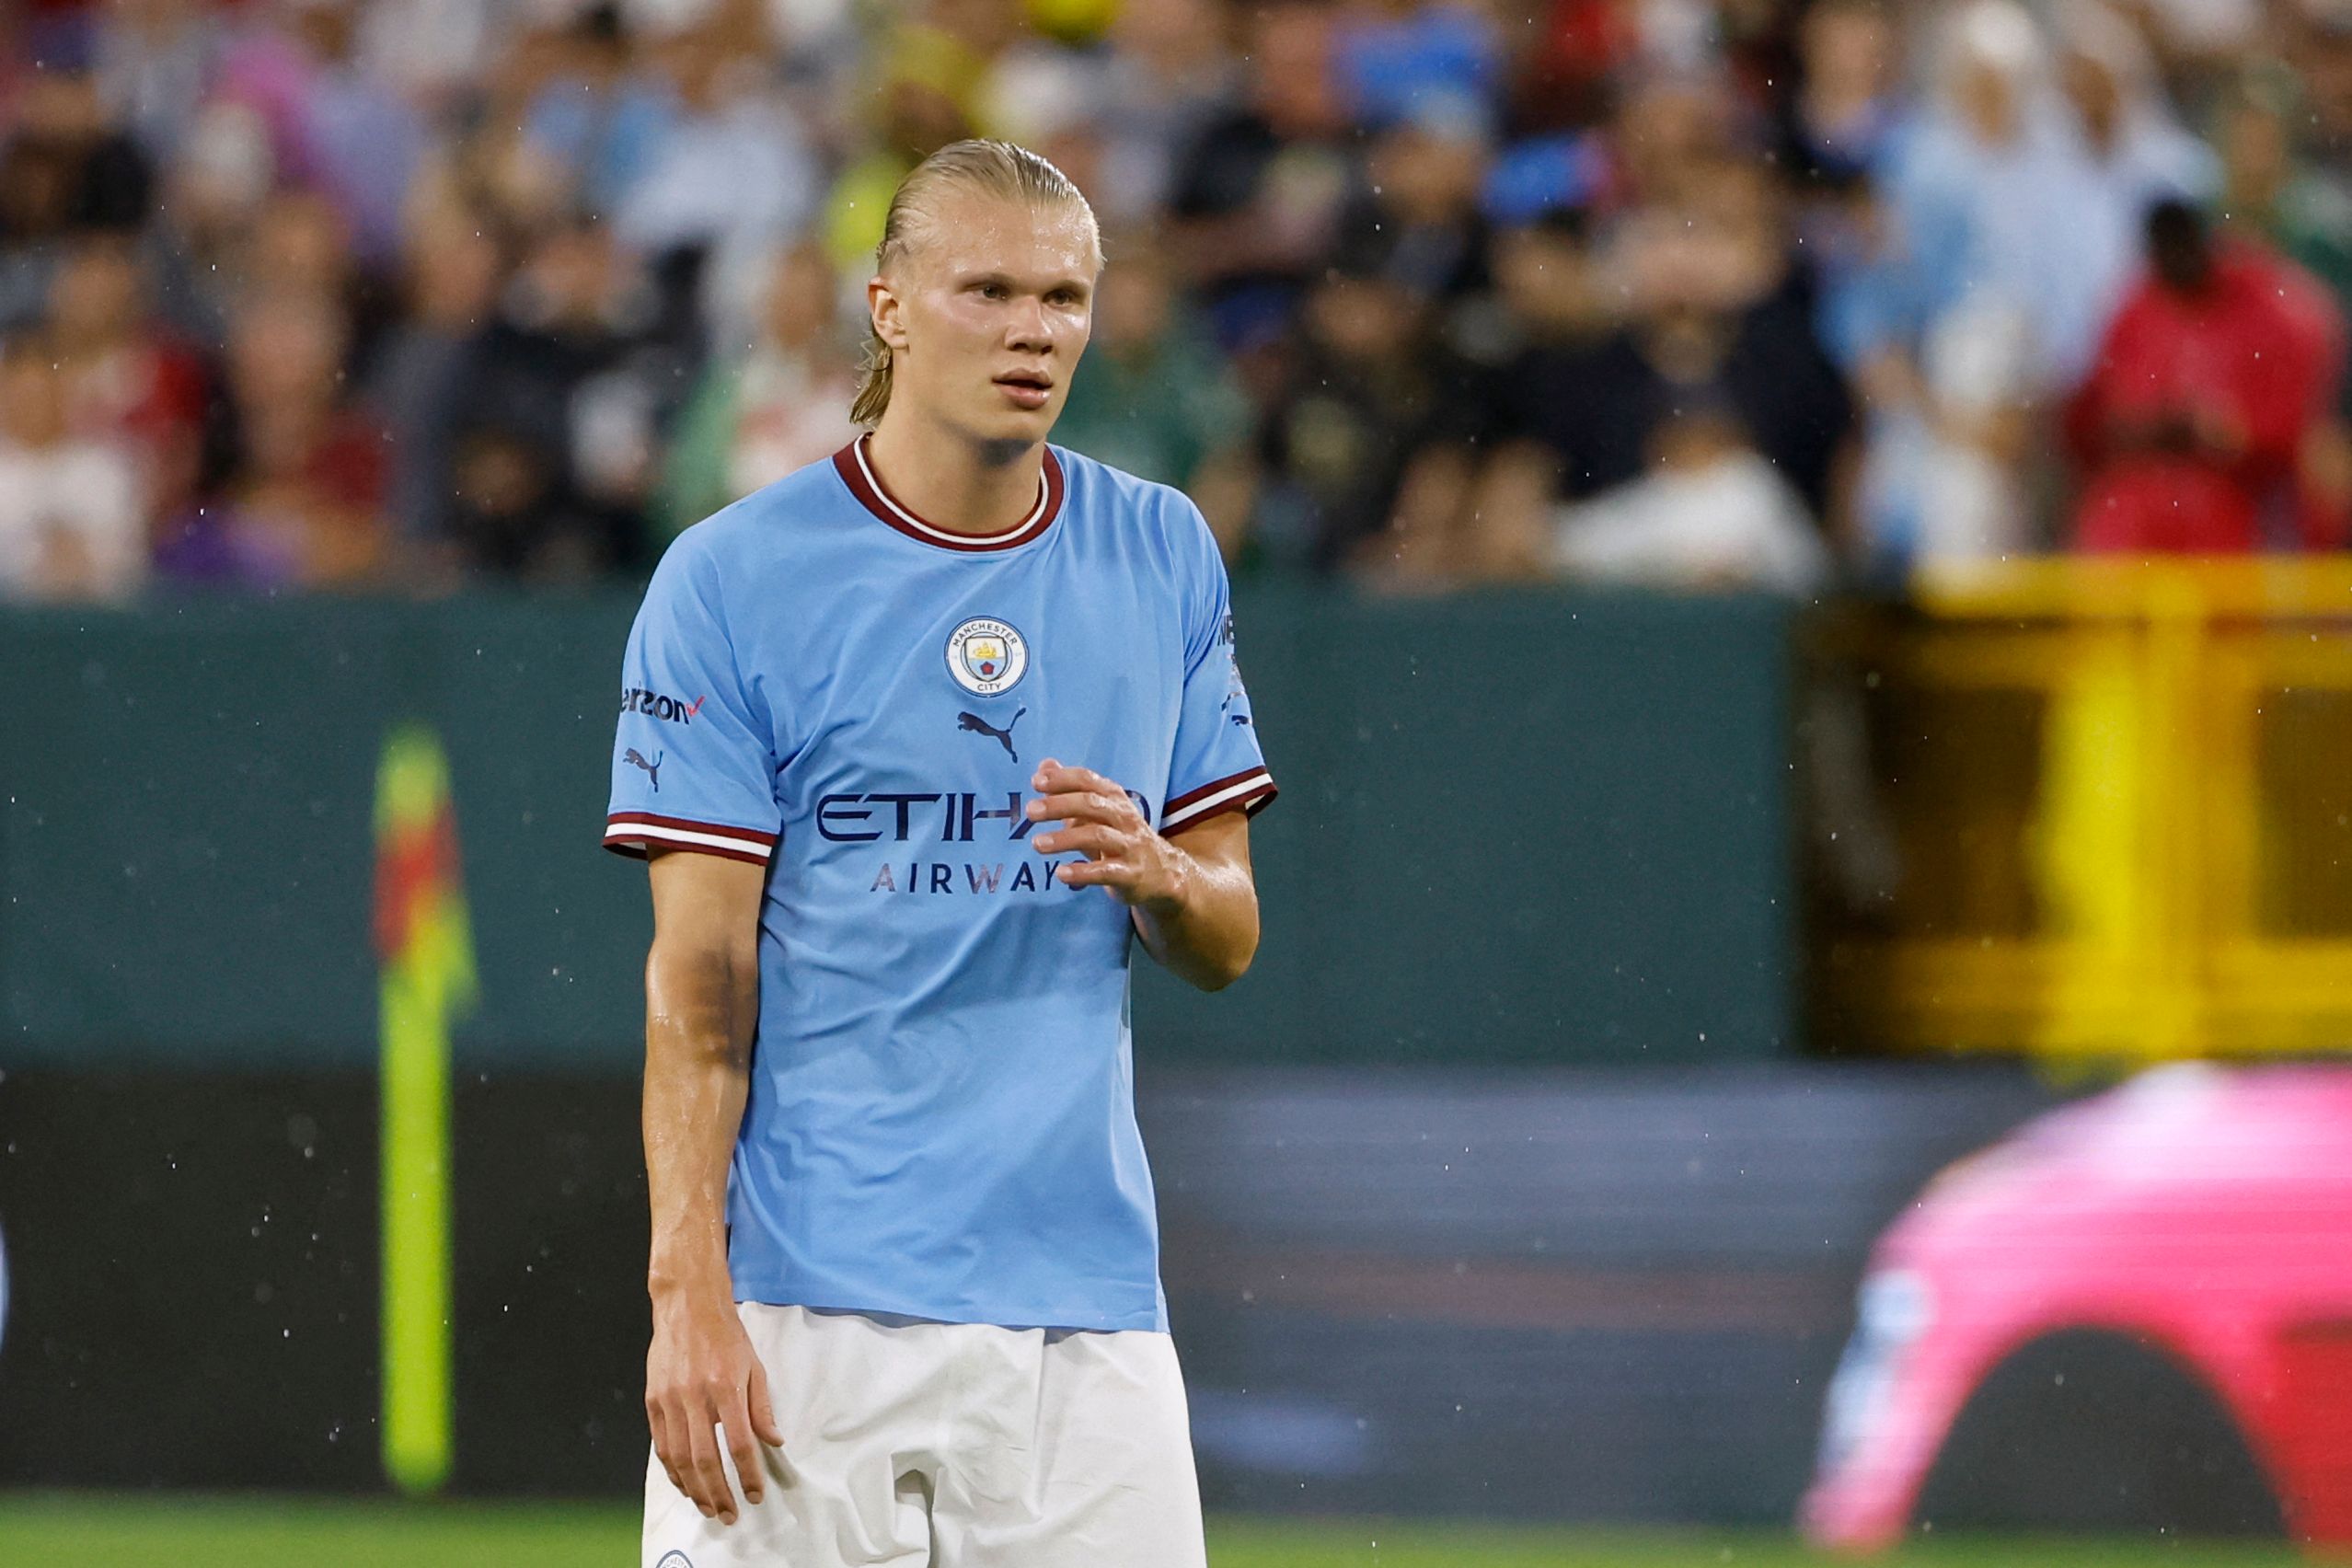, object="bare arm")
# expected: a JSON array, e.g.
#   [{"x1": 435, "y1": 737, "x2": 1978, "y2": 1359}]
[
  {"x1": 641, "y1": 847, "x2": 781, "y2": 1526},
  {"x1": 1028, "y1": 758, "x2": 1261, "y2": 991},
  {"x1": 1131, "y1": 808, "x2": 1260, "y2": 991}
]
